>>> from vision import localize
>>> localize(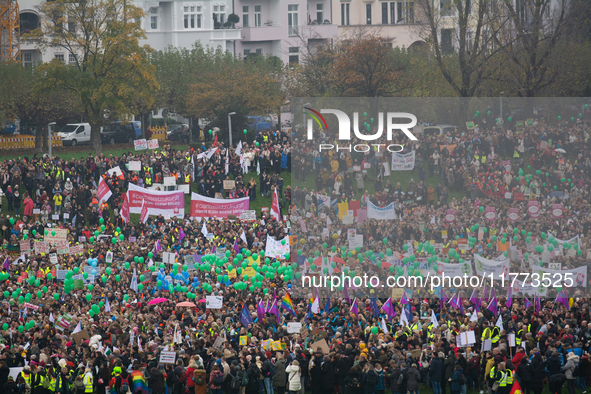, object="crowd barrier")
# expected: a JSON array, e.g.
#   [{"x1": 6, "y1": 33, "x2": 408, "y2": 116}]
[{"x1": 0, "y1": 135, "x2": 62, "y2": 149}]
